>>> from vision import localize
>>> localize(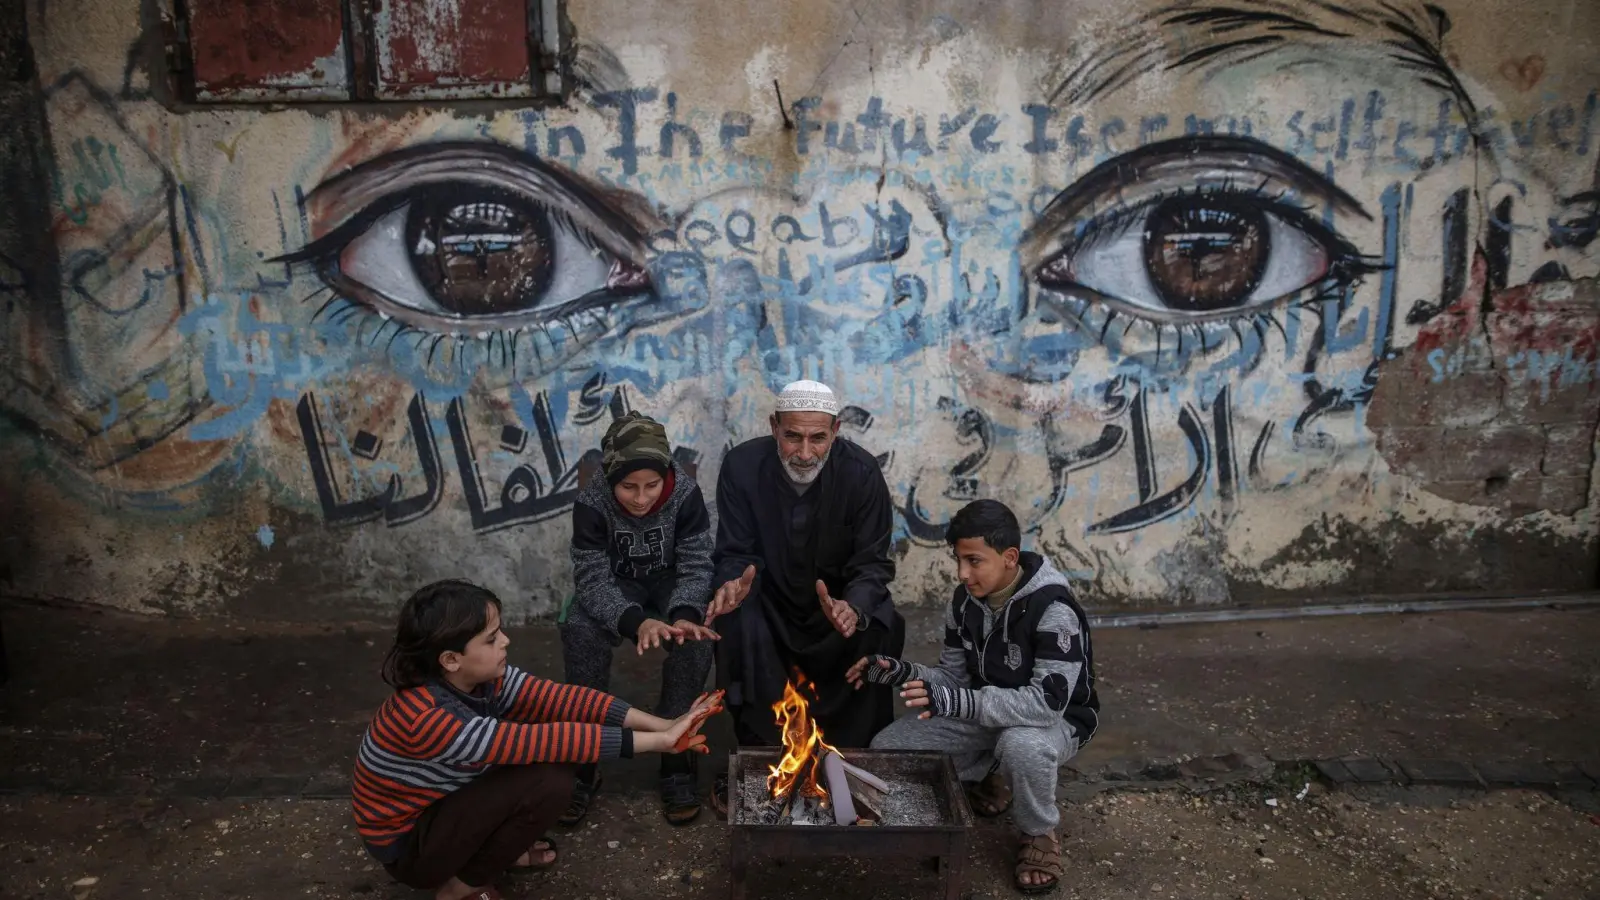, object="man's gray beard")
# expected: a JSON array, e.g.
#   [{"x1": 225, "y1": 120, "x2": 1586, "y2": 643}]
[{"x1": 781, "y1": 448, "x2": 830, "y2": 485}]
